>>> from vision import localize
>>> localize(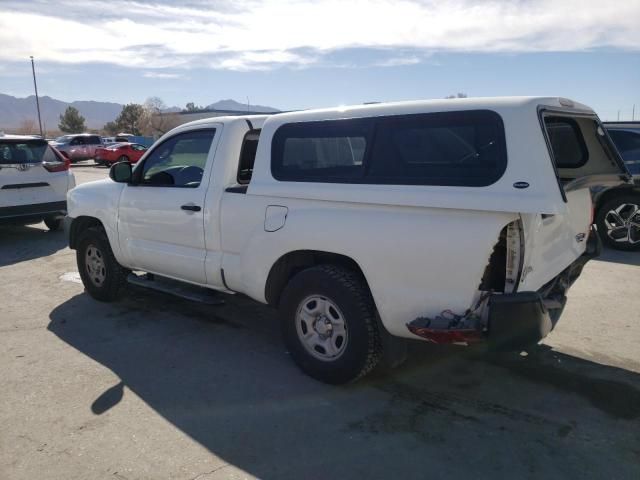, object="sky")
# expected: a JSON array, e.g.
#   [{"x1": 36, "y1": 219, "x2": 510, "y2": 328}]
[{"x1": 0, "y1": 0, "x2": 639, "y2": 120}]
